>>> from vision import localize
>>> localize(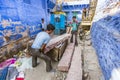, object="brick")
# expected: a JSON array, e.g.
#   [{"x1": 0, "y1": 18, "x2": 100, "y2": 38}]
[
  {"x1": 66, "y1": 46, "x2": 82, "y2": 80},
  {"x1": 57, "y1": 43, "x2": 75, "y2": 72}
]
